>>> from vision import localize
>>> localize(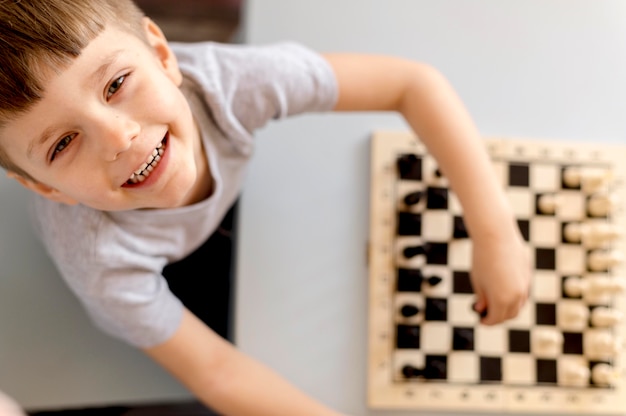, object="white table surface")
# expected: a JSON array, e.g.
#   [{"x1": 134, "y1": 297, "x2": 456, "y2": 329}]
[{"x1": 235, "y1": 1, "x2": 626, "y2": 415}]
